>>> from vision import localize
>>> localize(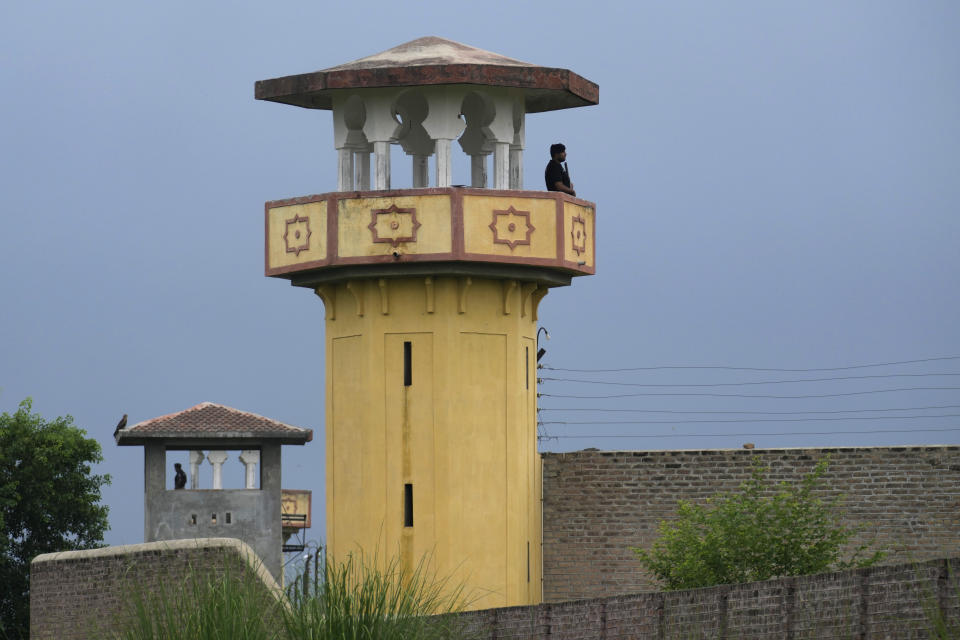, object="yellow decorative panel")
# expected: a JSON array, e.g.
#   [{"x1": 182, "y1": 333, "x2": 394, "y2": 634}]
[
  {"x1": 463, "y1": 195, "x2": 558, "y2": 259},
  {"x1": 562, "y1": 202, "x2": 595, "y2": 268},
  {"x1": 267, "y1": 201, "x2": 327, "y2": 269},
  {"x1": 338, "y1": 195, "x2": 452, "y2": 258}
]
